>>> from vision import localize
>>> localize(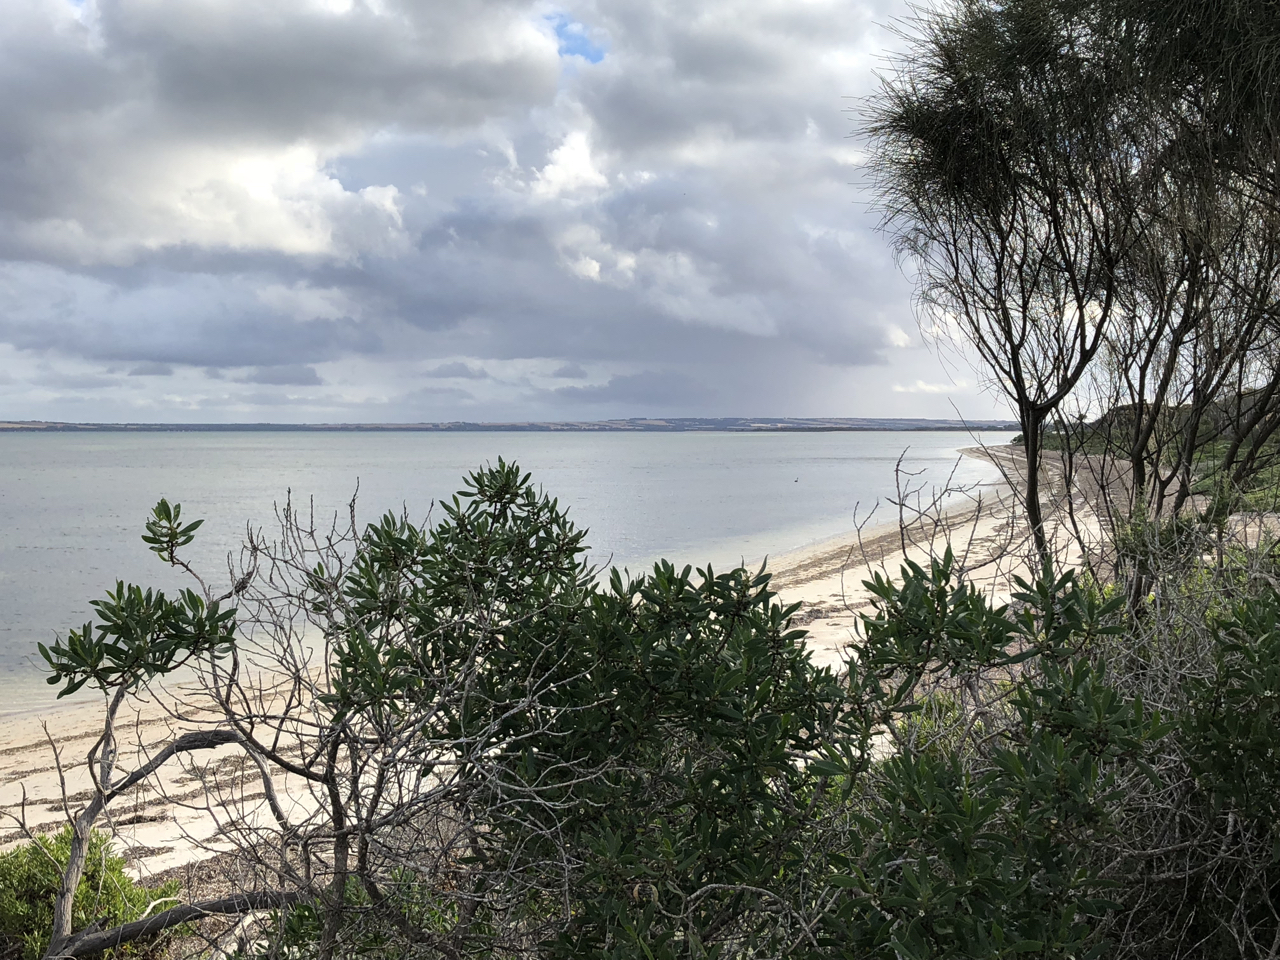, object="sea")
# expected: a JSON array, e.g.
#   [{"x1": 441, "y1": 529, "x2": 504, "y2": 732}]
[{"x1": 0, "y1": 429, "x2": 1014, "y2": 710}]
